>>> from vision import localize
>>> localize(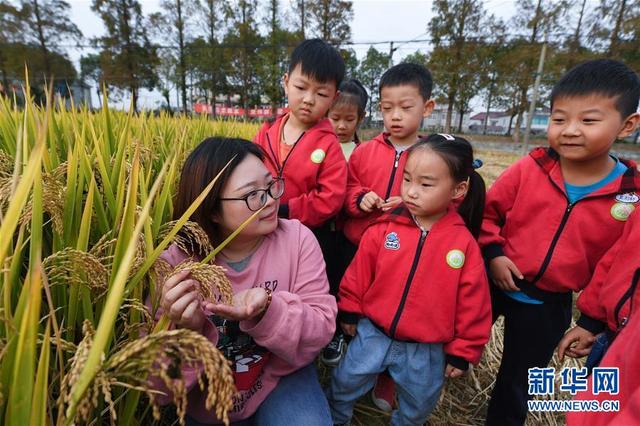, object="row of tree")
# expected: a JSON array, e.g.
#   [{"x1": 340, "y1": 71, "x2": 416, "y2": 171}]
[
  {"x1": 1, "y1": 0, "x2": 639, "y2": 134},
  {"x1": 0, "y1": 0, "x2": 354, "y2": 113}
]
